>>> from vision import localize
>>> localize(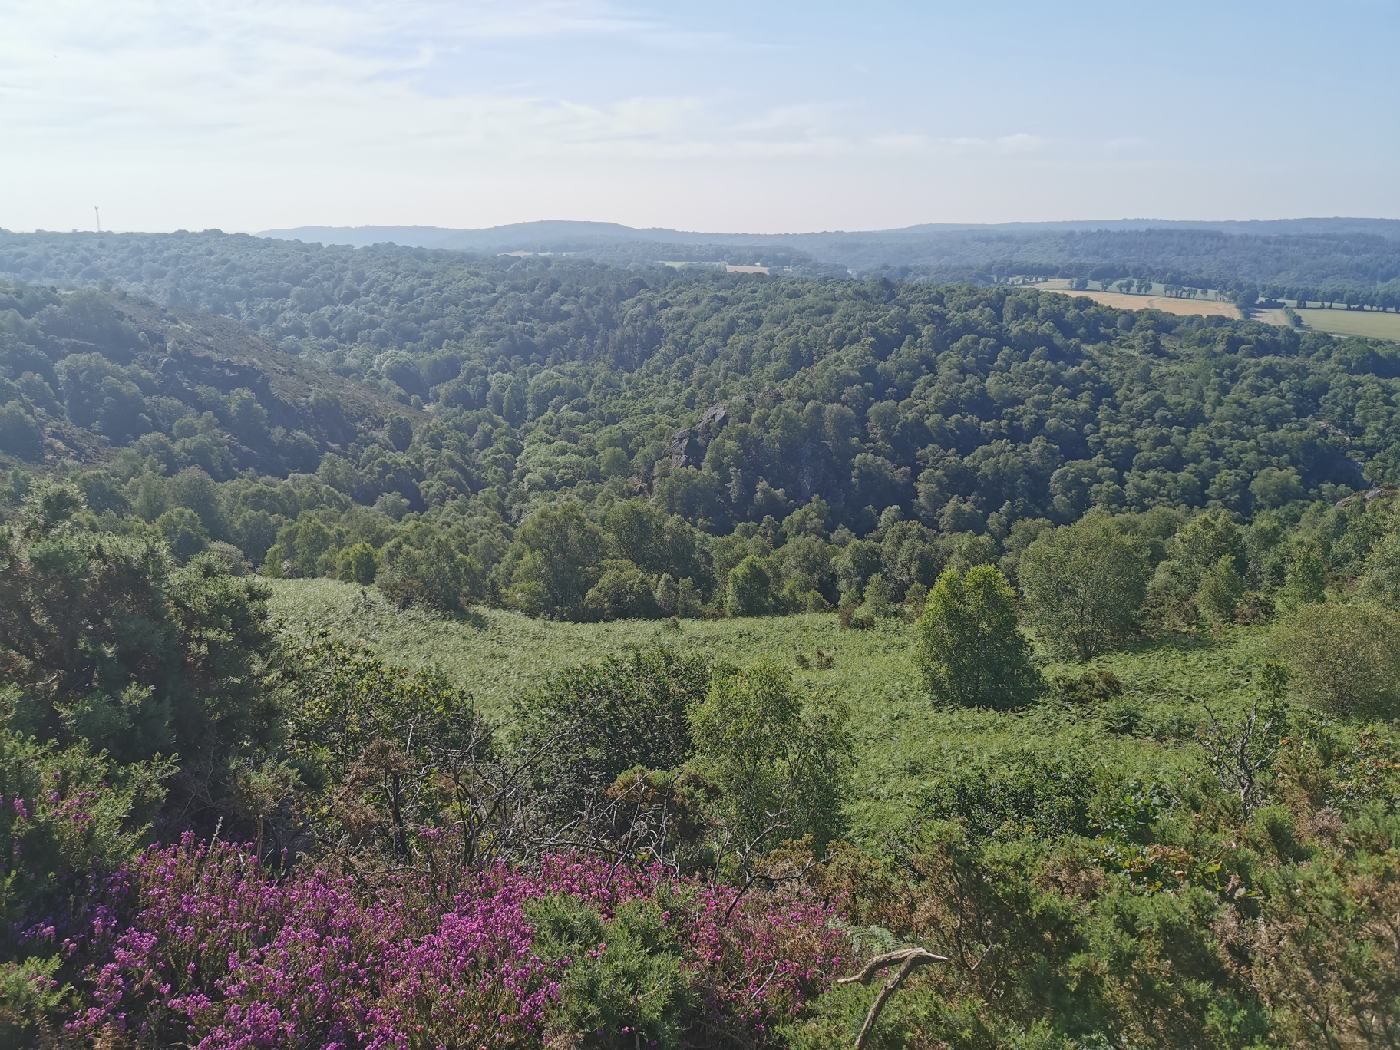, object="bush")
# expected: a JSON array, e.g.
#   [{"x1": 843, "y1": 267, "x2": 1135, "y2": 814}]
[
  {"x1": 0, "y1": 402, "x2": 44, "y2": 461},
  {"x1": 914, "y1": 566, "x2": 1043, "y2": 709},
  {"x1": 0, "y1": 504, "x2": 278, "y2": 815},
  {"x1": 584, "y1": 559, "x2": 661, "y2": 621},
  {"x1": 530, "y1": 895, "x2": 694, "y2": 1048},
  {"x1": 690, "y1": 662, "x2": 852, "y2": 854},
  {"x1": 1273, "y1": 602, "x2": 1400, "y2": 718},
  {"x1": 514, "y1": 648, "x2": 713, "y2": 819},
  {"x1": 1050, "y1": 667, "x2": 1125, "y2": 706},
  {"x1": 70, "y1": 840, "x2": 847, "y2": 1048},
  {"x1": 334, "y1": 541, "x2": 378, "y2": 585},
  {"x1": 725, "y1": 555, "x2": 776, "y2": 617},
  {"x1": 154, "y1": 506, "x2": 209, "y2": 560},
  {"x1": 376, "y1": 533, "x2": 480, "y2": 614},
  {"x1": 1196, "y1": 553, "x2": 1246, "y2": 628},
  {"x1": 0, "y1": 690, "x2": 169, "y2": 1044},
  {"x1": 1020, "y1": 516, "x2": 1148, "y2": 658},
  {"x1": 282, "y1": 635, "x2": 493, "y2": 863},
  {"x1": 1357, "y1": 531, "x2": 1400, "y2": 605}
]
